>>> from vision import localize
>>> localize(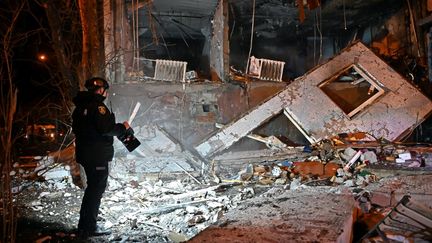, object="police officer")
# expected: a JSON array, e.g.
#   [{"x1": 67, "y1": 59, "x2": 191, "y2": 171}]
[{"x1": 72, "y1": 77, "x2": 129, "y2": 237}]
